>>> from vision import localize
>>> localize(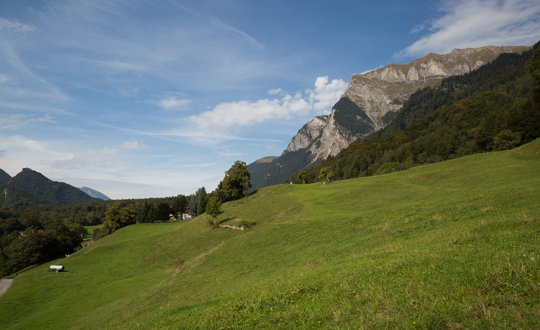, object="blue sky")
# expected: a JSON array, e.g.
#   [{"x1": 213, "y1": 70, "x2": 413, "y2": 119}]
[{"x1": 1, "y1": 0, "x2": 539, "y2": 199}]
